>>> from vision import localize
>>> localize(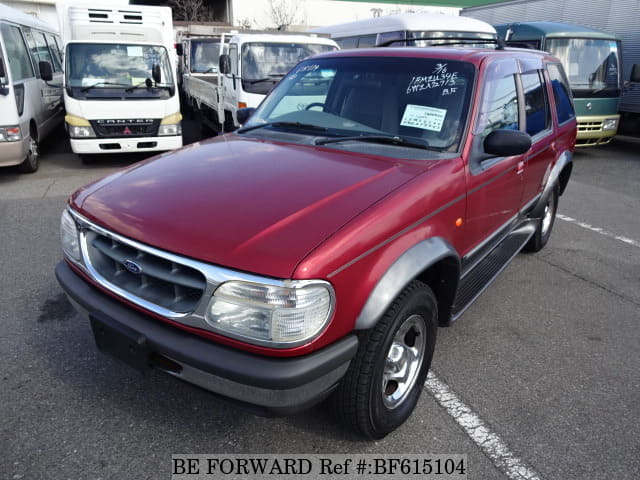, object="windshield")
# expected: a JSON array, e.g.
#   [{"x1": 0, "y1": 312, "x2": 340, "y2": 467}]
[
  {"x1": 190, "y1": 39, "x2": 224, "y2": 73},
  {"x1": 245, "y1": 56, "x2": 475, "y2": 155},
  {"x1": 66, "y1": 43, "x2": 174, "y2": 98},
  {"x1": 241, "y1": 42, "x2": 337, "y2": 94},
  {"x1": 546, "y1": 38, "x2": 621, "y2": 97}
]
